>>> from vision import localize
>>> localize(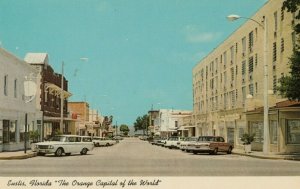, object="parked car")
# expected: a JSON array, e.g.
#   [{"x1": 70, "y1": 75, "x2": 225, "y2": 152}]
[
  {"x1": 113, "y1": 136, "x2": 123, "y2": 140},
  {"x1": 33, "y1": 135, "x2": 94, "y2": 156},
  {"x1": 160, "y1": 137, "x2": 168, "y2": 147},
  {"x1": 149, "y1": 136, "x2": 160, "y2": 145},
  {"x1": 179, "y1": 137, "x2": 198, "y2": 152},
  {"x1": 92, "y1": 137, "x2": 117, "y2": 147},
  {"x1": 164, "y1": 136, "x2": 184, "y2": 149},
  {"x1": 153, "y1": 137, "x2": 167, "y2": 146},
  {"x1": 186, "y1": 136, "x2": 233, "y2": 155}
]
